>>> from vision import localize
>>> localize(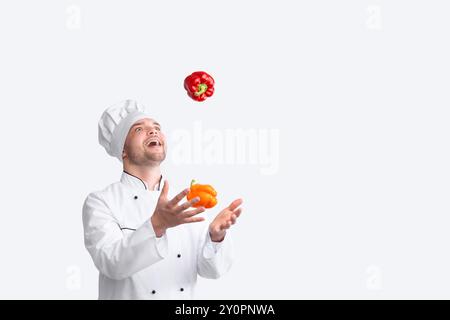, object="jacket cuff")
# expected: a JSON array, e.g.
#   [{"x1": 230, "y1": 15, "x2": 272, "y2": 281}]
[
  {"x1": 202, "y1": 231, "x2": 226, "y2": 259},
  {"x1": 138, "y1": 220, "x2": 169, "y2": 259}
]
